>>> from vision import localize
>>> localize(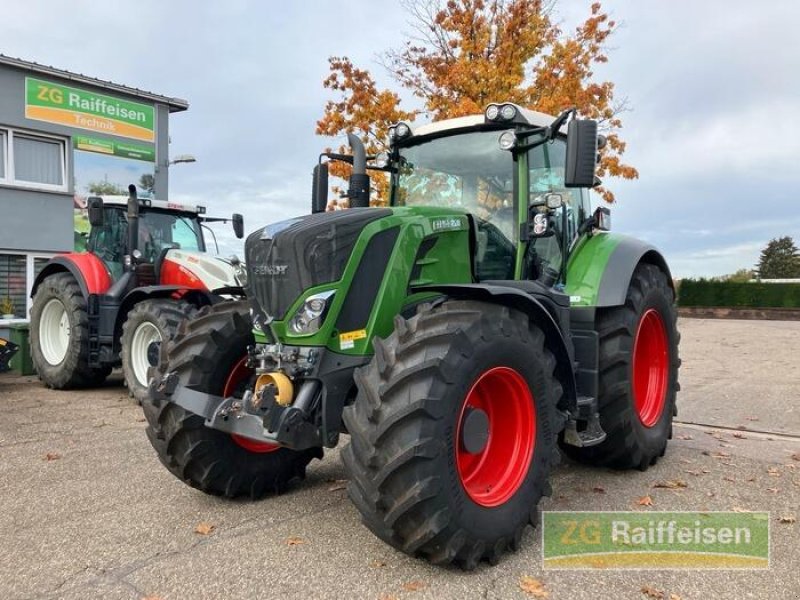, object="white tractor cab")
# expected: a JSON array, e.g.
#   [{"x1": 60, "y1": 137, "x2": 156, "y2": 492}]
[{"x1": 30, "y1": 184, "x2": 247, "y2": 402}]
